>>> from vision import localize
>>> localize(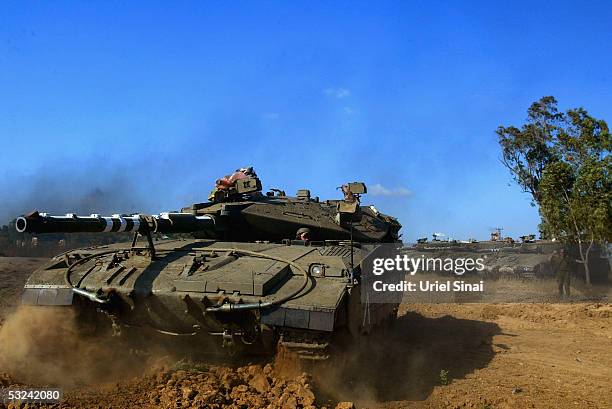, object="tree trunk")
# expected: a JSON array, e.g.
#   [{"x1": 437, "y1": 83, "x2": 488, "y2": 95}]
[
  {"x1": 584, "y1": 238, "x2": 594, "y2": 286},
  {"x1": 562, "y1": 190, "x2": 591, "y2": 286},
  {"x1": 575, "y1": 238, "x2": 591, "y2": 286}
]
